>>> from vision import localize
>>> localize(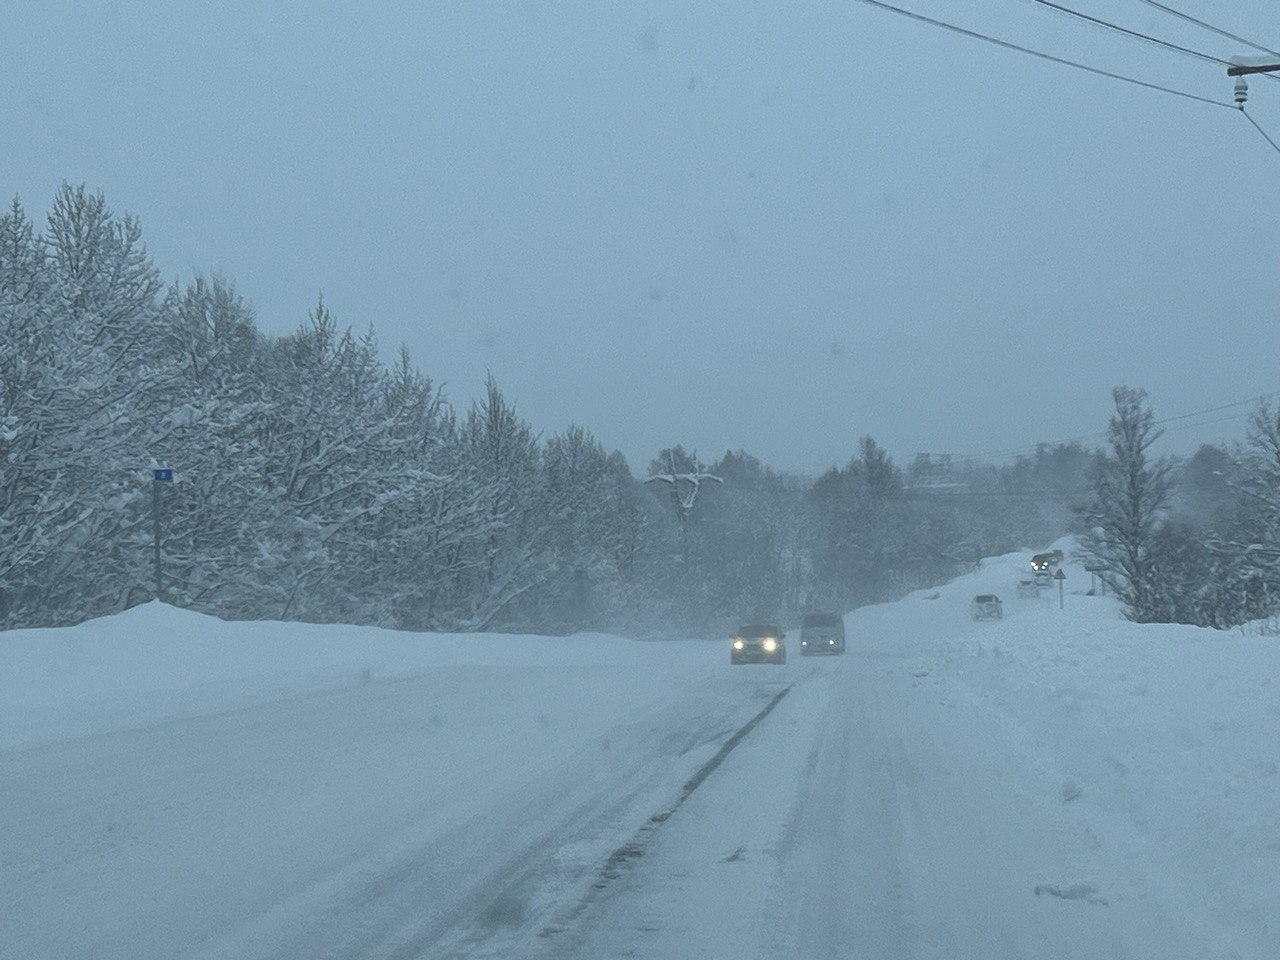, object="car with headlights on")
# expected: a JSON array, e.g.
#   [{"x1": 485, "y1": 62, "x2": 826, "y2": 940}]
[
  {"x1": 730, "y1": 623, "x2": 787, "y2": 665},
  {"x1": 799, "y1": 612, "x2": 845, "y2": 655},
  {"x1": 1030, "y1": 550, "x2": 1063, "y2": 586}
]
